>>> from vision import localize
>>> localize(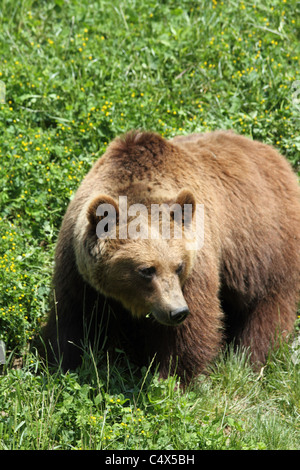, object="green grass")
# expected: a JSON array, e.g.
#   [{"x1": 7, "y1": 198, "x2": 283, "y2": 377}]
[
  {"x1": 0, "y1": 0, "x2": 299, "y2": 450},
  {"x1": 0, "y1": 344, "x2": 300, "y2": 450}
]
